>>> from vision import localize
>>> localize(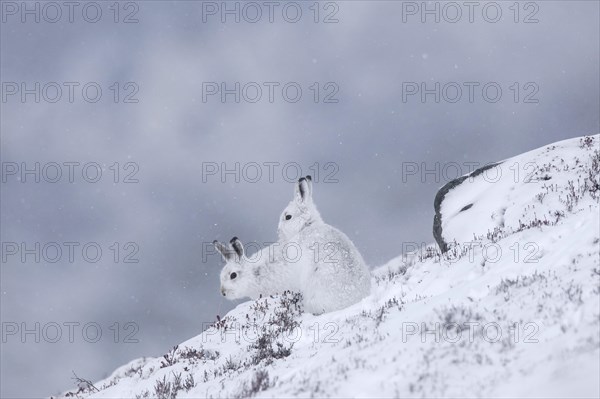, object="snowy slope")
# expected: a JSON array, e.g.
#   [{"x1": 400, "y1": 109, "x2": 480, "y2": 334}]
[
  {"x1": 434, "y1": 135, "x2": 600, "y2": 253},
  {"x1": 57, "y1": 135, "x2": 600, "y2": 399}
]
